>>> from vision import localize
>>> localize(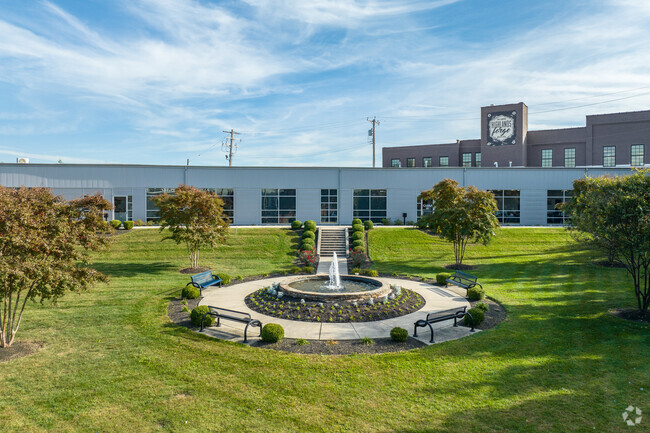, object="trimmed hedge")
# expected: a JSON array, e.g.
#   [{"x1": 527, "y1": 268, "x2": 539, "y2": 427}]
[
  {"x1": 380, "y1": 218, "x2": 390, "y2": 226},
  {"x1": 436, "y1": 272, "x2": 451, "y2": 286},
  {"x1": 352, "y1": 239, "x2": 364, "y2": 248},
  {"x1": 216, "y1": 273, "x2": 231, "y2": 285},
  {"x1": 351, "y1": 223, "x2": 364, "y2": 232},
  {"x1": 465, "y1": 307, "x2": 485, "y2": 326},
  {"x1": 190, "y1": 306, "x2": 214, "y2": 327},
  {"x1": 363, "y1": 220, "x2": 374, "y2": 230},
  {"x1": 468, "y1": 286, "x2": 485, "y2": 301},
  {"x1": 304, "y1": 220, "x2": 317, "y2": 232},
  {"x1": 352, "y1": 218, "x2": 362, "y2": 225},
  {"x1": 291, "y1": 220, "x2": 303, "y2": 230},
  {"x1": 303, "y1": 266, "x2": 314, "y2": 274},
  {"x1": 181, "y1": 286, "x2": 200, "y2": 299},
  {"x1": 301, "y1": 242, "x2": 315, "y2": 251},
  {"x1": 363, "y1": 269, "x2": 378, "y2": 277},
  {"x1": 123, "y1": 221, "x2": 134, "y2": 230},
  {"x1": 261, "y1": 323, "x2": 284, "y2": 343},
  {"x1": 290, "y1": 266, "x2": 302, "y2": 274},
  {"x1": 110, "y1": 219, "x2": 122, "y2": 230},
  {"x1": 302, "y1": 230, "x2": 315, "y2": 240},
  {"x1": 390, "y1": 327, "x2": 409, "y2": 342},
  {"x1": 351, "y1": 231, "x2": 364, "y2": 241},
  {"x1": 350, "y1": 267, "x2": 361, "y2": 274},
  {"x1": 352, "y1": 246, "x2": 365, "y2": 253}
]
